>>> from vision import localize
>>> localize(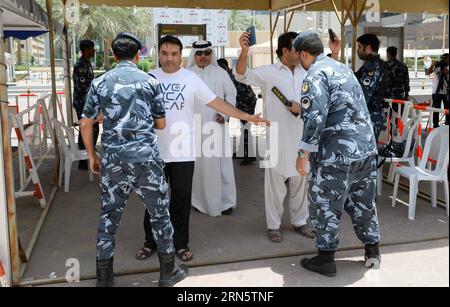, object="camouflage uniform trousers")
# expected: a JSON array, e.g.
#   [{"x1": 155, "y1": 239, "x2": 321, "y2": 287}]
[
  {"x1": 96, "y1": 156, "x2": 175, "y2": 260},
  {"x1": 370, "y1": 111, "x2": 386, "y2": 143},
  {"x1": 308, "y1": 156, "x2": 380, "y2": 251}
]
